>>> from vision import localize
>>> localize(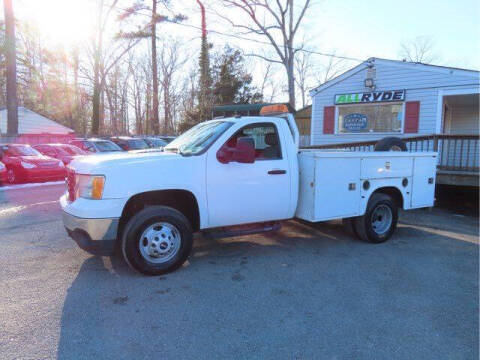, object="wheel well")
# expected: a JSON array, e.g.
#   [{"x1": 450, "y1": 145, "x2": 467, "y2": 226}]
[
  {"x1": 118, "y1": 190, "x2": 200, "y2": 237},
  {"x1": 371, "y1": 187, "x2": 404, "y2": 208}
]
